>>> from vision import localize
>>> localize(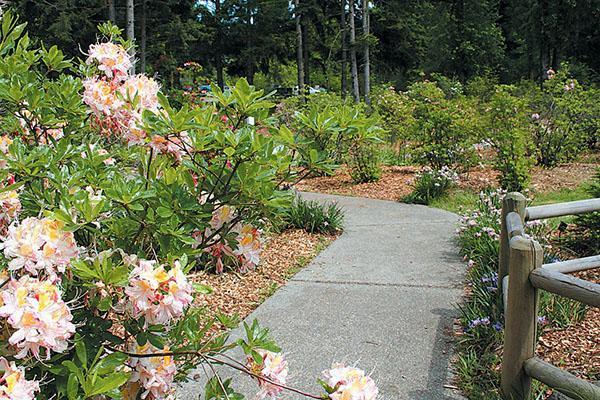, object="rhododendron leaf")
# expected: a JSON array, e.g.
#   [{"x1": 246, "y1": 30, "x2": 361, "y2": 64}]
[
  {"x1": 147, "y1": 332, "x2": 165, "y2": 349},
  {"x1": 205, "y1": 376, "x2": 245, "y2": 400},
  {"x1": 94, "y1": 352, "x2": 127, "y2": 374},
  {"x1": 136, "y1": 332, "x2": 148, "y2": 346},
  {"x1": 66, "y1": 373, "x2": 79, "y2": 400},
  {"x1": 75, "y1": 337, "x2": 87, "y2": 367},
  {"x1": 193, "y1": 282, "x2": 213, "y2": 294},
  {"x1": 87, "y1": 371, "x2": 130, "y2": 396}
]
